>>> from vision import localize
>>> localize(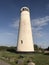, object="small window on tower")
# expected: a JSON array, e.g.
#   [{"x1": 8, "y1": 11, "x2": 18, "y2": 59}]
[{"x1": 21, "y1": 40, "x2": 23, "y2": 44}]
